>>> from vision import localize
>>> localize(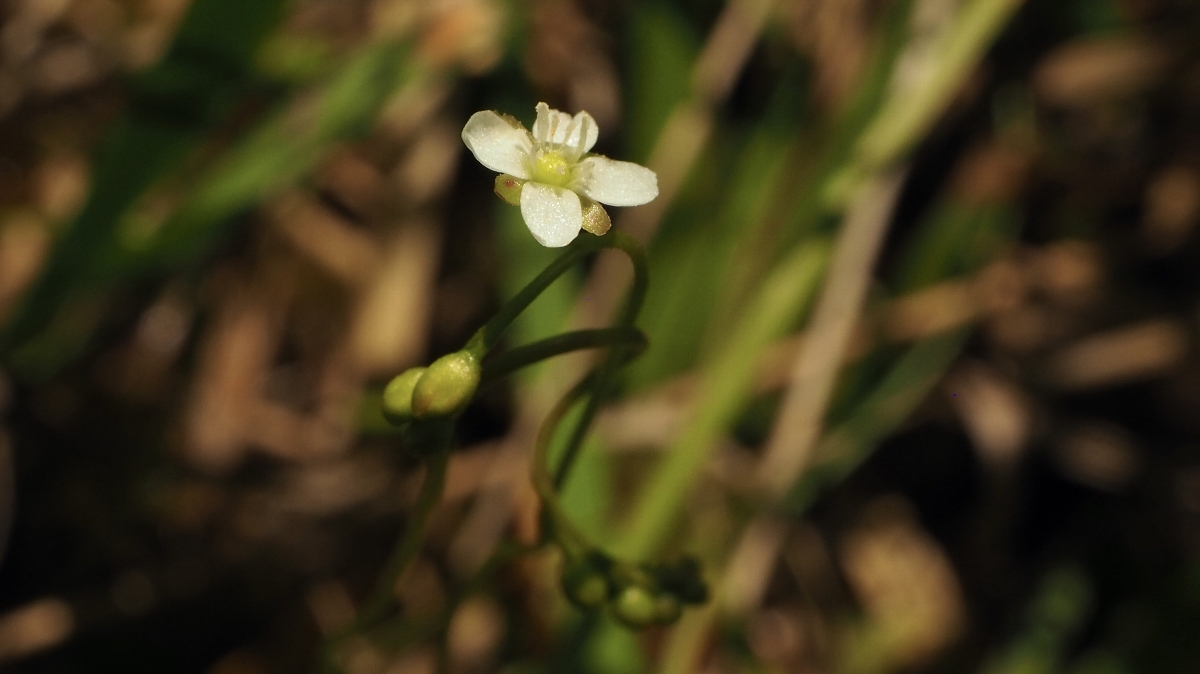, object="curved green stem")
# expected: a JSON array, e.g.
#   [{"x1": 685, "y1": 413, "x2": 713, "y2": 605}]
[
  {"x1": 464, "y1": 231, "x2": 650, "y2": 358},
  {"x1": 532, "y1": 372, "x2": 601, "y2": 559},
  {"x1": 325, "y1": 232, "x2": 649, "y2": 669},
  {"x1": 464, "y1": 230, "x2": 650, "y2": 491},
  {"x1": 480, "y1": 327, "x2": 647, "y2": 389},
  {"x1": 516, "y1": 235, "x2": 650, "y2": 565},
  {"x1": 553, "y1": 234, "x2": 649, "y2": 488}
]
